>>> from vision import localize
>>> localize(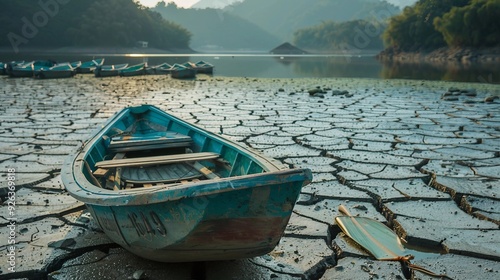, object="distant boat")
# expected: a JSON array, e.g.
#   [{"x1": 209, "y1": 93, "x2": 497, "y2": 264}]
[
  {"x1": 61, "y1": 104, "x2": 312, "y2": 262},
  {"x1": 9, "y1": 60, "x2": 56, "y2": 78},
  {"x1": 147, "y1": 62, "x2": 172, "y2": 75},
  {"x1": 1, "y1": 61, "x2": 24, "y2": 75},
  {"x1": 120, "y1": 63, "x2": 147, "y2": 77},
  {"x1": 193, "y1": 60, "x2": 214, "y2": 74},
  {"x1": 77, "y1": 58, "x2": 105, "y2": 74},
  {"x1": 94, "y1": 63, "x2": 128, "y2": 77},
  {"x1": 169, "y1": 63, "x2": 196, "y2": 79},
  {"x1": 70, "y1": 61, "x2": 82, "y2": 70},
  {"x1": 182, "y1": 61, "x2": 196, "y2": 69},
  {"x1": 34, "y1": 63, "x2": 77, "y2": 79}
]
